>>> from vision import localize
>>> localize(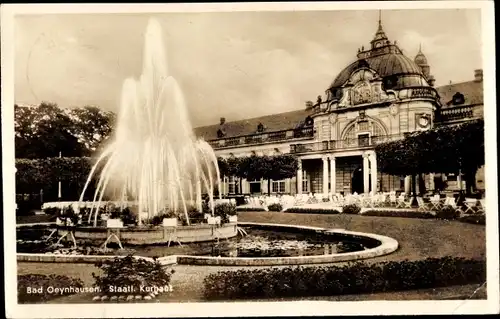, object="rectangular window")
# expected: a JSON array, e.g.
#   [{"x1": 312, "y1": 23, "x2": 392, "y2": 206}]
[
  {"x1": 358, "y1": 133, "x2": 370, "y2": 147},
  {"x1": 249, "y1": 180, "x2": 261, "y2": 194},
  {"x1": 302, "y1": 180, "x2": 309, "y2": 193},
  {"x1": 228, "y1": 176, "x2": 236, "y2": 194},
  {"x1": 272, "y1": 180, "x2": 286, "y2": 193}
]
